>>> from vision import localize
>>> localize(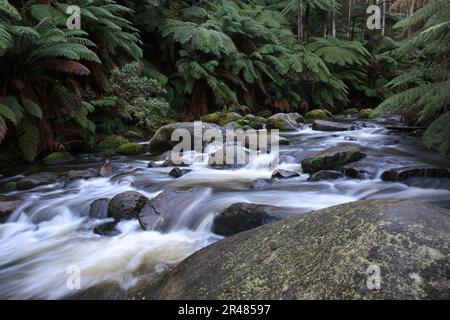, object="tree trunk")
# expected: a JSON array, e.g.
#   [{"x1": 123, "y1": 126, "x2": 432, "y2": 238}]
[
  {"x1": 186, "y1": 82, "x2": 208, "y2": 121},
  {"x1": 381, "y1": 0, "x2": 386, "y2": 36},
  {"x1": 331, "y1": 11, "x2": 336, "y2": 37},
  {"x1": 297, "y1": 0, "x2": 304, "y2": 42},
  {"x1": 347, "y1": 0, "x2": 352, "y2": 40}
]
